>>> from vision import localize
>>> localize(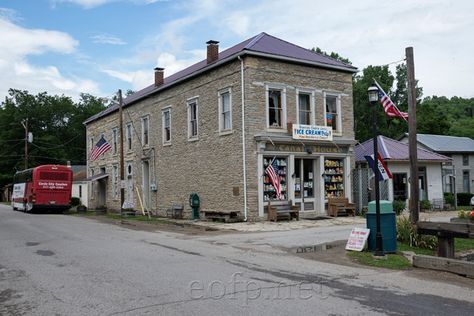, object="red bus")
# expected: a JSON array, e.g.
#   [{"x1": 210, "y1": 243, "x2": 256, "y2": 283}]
[{"x1": 12, "y1": 165, "x2": 73, "y2": 213}]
